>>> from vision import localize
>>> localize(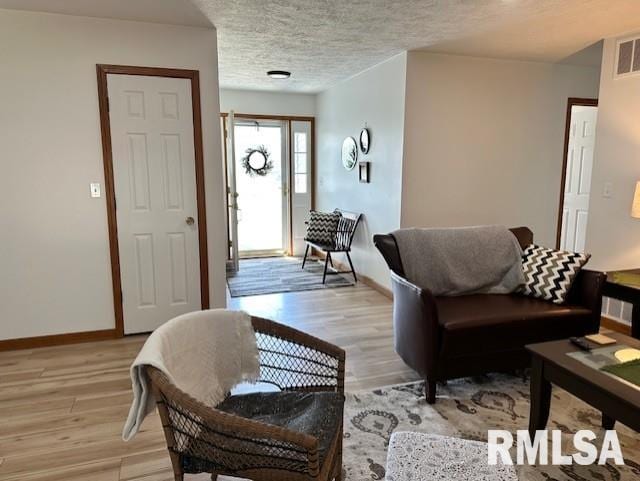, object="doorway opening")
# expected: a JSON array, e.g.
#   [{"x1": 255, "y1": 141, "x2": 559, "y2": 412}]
[
  {"x1": 221, "y1": 113, "x2": 314, "y2": 270},
  {"x1": 556, "y1": 98, "x2": 598, "y2": 252}
]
